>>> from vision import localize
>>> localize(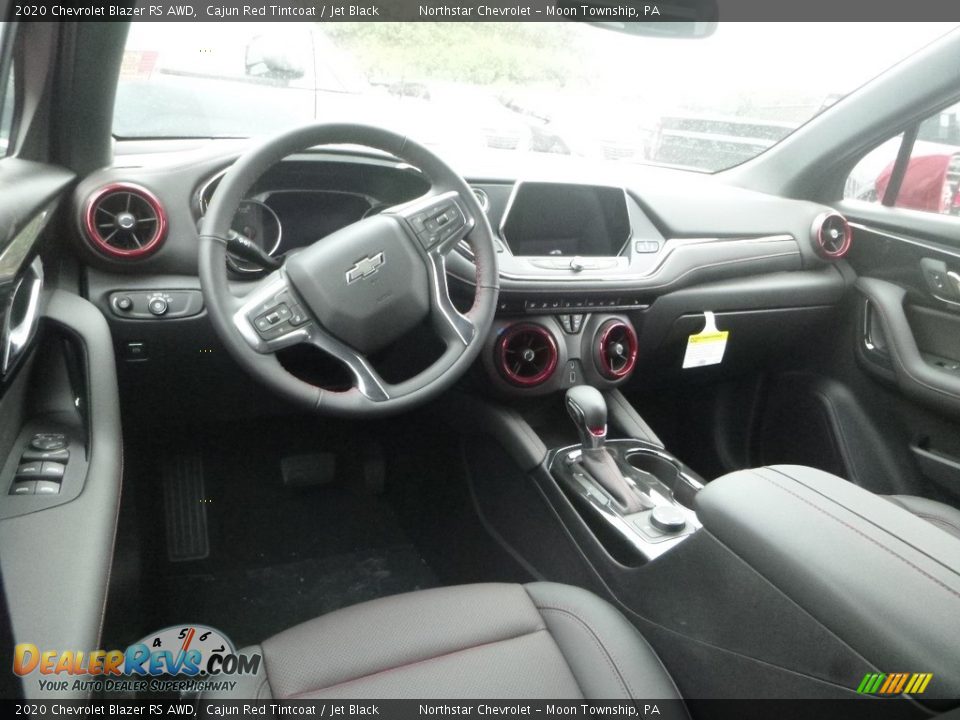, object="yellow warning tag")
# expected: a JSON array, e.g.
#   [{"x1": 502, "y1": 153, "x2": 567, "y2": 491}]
[{"x1": 682, "y1": 312, "x2": 729, "y2": 368}]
